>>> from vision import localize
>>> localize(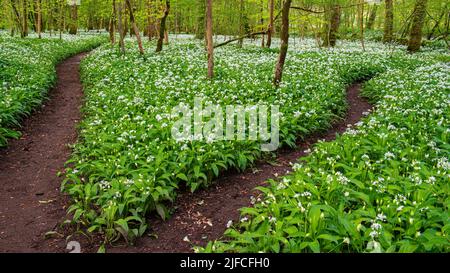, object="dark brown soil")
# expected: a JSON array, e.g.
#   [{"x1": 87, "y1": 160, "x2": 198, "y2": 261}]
[
  {"x1": 0, "y1": 53, "x2": 87, "y2": 253},
  {"x1": 0, "y1": 54, "x2": 372, "y2": 253},
  {"x1": 106, "y1": 83, "x2": 372, "y2": 253}
]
